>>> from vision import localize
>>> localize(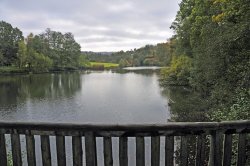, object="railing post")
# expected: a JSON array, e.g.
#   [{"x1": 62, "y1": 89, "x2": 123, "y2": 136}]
[
  {"x1": 56, "y1": 135, "x2": 66, "y2": 166},
  {"x1": 209, "y1": 131, "x2": 222, "y2": 166},
  {"x1": 72, "y1": 136, "x2": 83, "y2": 166},
  {"x1": 180, "y1": 136, "x2": 188, "y2": 166},
  {"x1": 0, "y1": 134, "x2": 7, "y2": 166},
  {"x1": 222, "y1": 134, "x2": 232, "y2": 166},
  {"x1": 151, "y1": 136, "x2": 160, "y2": 166},
  {"x1": 136, "y1": 136, "x2": 145, "y2": 166},
  {"x1": 26, "y1": 132, "x2": 36, "y2": 166},
  {"x1": 119, "y1": 137, "x2": 128, "y2": 166},
  {"x1": 195, "y1": 134, "x2": 205, "y2": 166},
  {"x1": 104, "y1": 136, "x2": 113, "y2": 166},
  {"x1": 85, "y1": 131, "x2": 97, "y2": 166},
  {"x1": 41, "y1": 135, "x2": 51, "y2": 166},
  {"x1": 165, "y1": 136, "x2": 174, "y2": 166},
  {"x1": 237, "y1": 133, "x2": 246, "y2": 166},
  {"x1": 11, "y1": 132, "x2": 22, "y2": 166}
]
